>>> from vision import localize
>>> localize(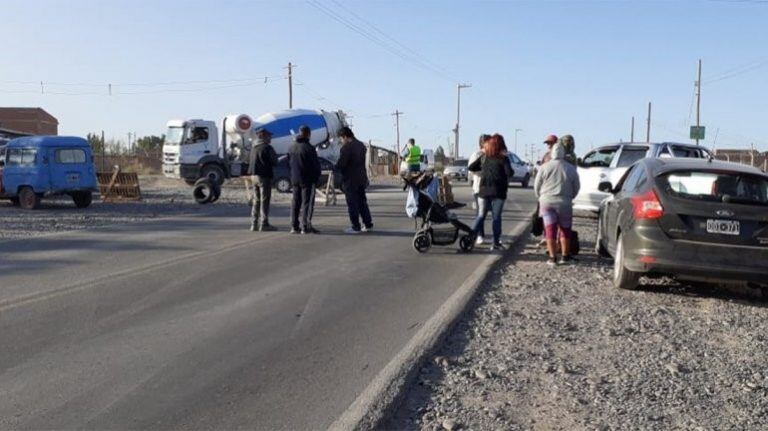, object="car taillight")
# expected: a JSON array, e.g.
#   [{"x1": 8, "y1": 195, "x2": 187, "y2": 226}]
[{"x1": 631, "y1": 189, "x2": 664, "y2": 219}]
